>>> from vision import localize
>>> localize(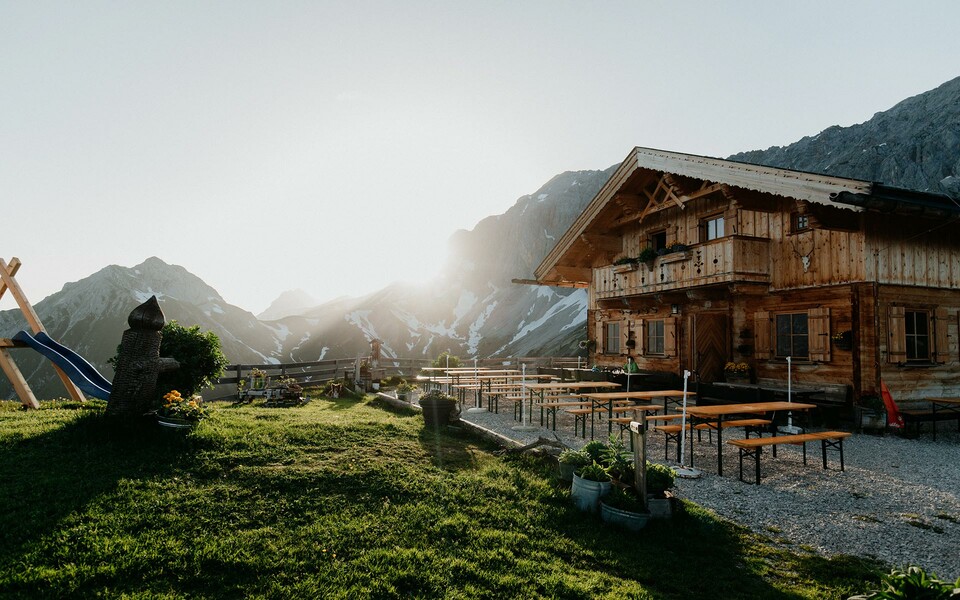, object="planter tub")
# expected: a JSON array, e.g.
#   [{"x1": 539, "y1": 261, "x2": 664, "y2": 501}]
[
  {"x1": 600, "y1": 501, "x2": 651, "y2": 531},
  {"x1": 647, "y1": 491, "x2": 674, "y2": 519},
  {"x1": 420, "y1": 397, "x2": 458, "y2": 429},
  {"x1": 571, "y1": 473, "x2": 611, "y2": 513},
  {"x1": 557, "y1": 461, "x2": 577, "y2": 483}
]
